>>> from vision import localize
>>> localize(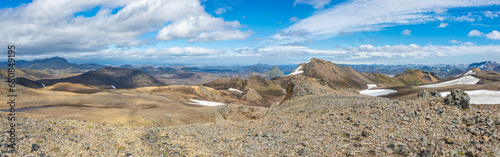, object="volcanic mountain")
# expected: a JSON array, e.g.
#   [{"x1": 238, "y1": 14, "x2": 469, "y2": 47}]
[
  {"x1": 17, "y1": 67, "x2": 165, "y2": 89},
  {"x1": 261, "y1": 66, "x2": 286, "y2": 79},
  {"x1": 281, "y1": 58, "x2": 375, "y2": 89}
]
